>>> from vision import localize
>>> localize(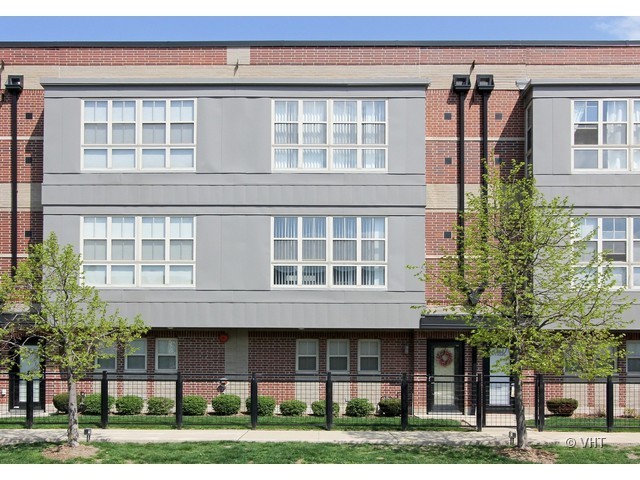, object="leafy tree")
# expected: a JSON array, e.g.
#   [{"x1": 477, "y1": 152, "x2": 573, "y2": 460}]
[
  {"x1": 417, "y1": 160, "x2": 633, "y2": 449},
  {"x1": 0, "y1": 232, "x2": 147, "y2": 447}
]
